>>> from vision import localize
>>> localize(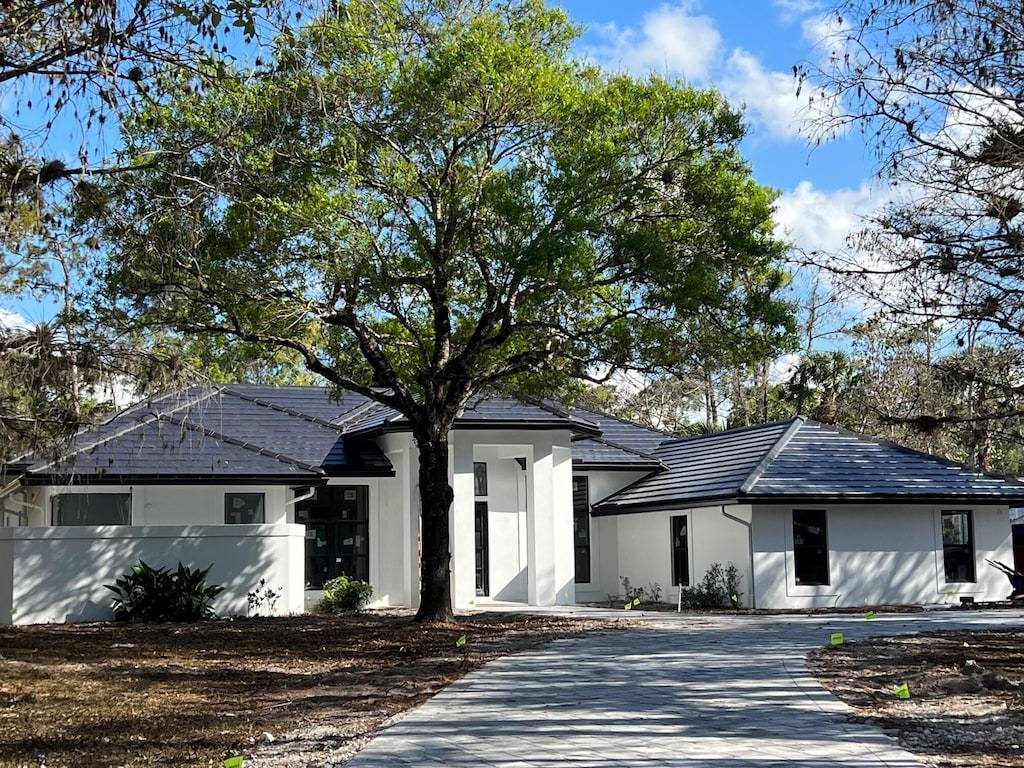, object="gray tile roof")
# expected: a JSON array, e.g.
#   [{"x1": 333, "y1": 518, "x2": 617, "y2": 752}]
[
  {"x1": 594, "y1": 416, "x2": 1024, "y2": 514},
  {"x1": 571, "y1": 437, "x2": 665, "y2": 471},
  {"x1": 561, "y1": 405, "x2": 670, "y2": 455},
  {"x1": 15, "y1": 386, "x2": 393, "y2": 483},
  {"x1": 341, "y1": 393, "x2": 602, "y2": 437},
  {"x1": 10, "y1": 386, "x2": 657, "y2": 484}
]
